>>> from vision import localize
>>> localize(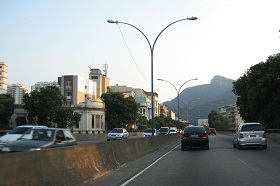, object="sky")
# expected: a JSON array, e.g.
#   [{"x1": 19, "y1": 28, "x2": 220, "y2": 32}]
[{"x1": 1, "y1": 0, "x2": 280, "y2": 103}]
